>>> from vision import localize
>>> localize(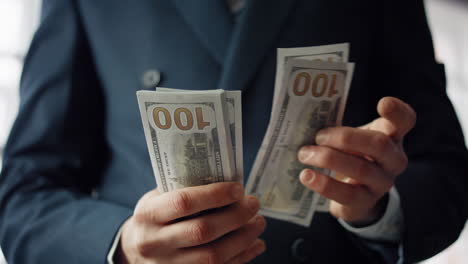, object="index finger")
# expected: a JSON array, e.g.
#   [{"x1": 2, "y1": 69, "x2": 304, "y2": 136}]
[
  {"x1": 377, "y1": 97, "x2": 416, "y2": 141},
  {"x1": 137, "y1": 182, "x2": 244, "y2": 224}
]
